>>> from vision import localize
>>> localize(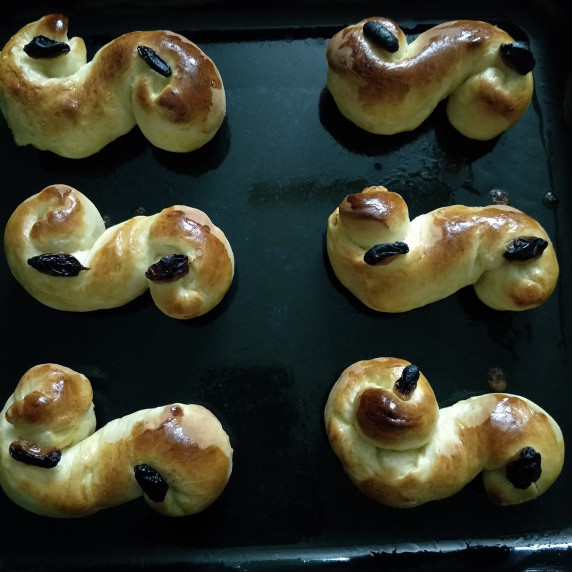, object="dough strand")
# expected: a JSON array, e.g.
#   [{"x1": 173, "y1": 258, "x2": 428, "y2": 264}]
[
  {"x1": 0, "y1": 364, "x2": 233, "y2": 517},
  {"x1": 325, "y1": 357, "x2": 564, "y2": 507},
  {"x1": 327, "y1": 186, "x2": 559, "y2": 312},
  {"x1": 326, "y1": 17, "x2": 535, "y2": 139},
  {"x1": 4, "y1": 184, "x2": 235, "y2": 319},
  {"x1": 0, "y1": 14, "x2": 226, "y2": 157}
]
